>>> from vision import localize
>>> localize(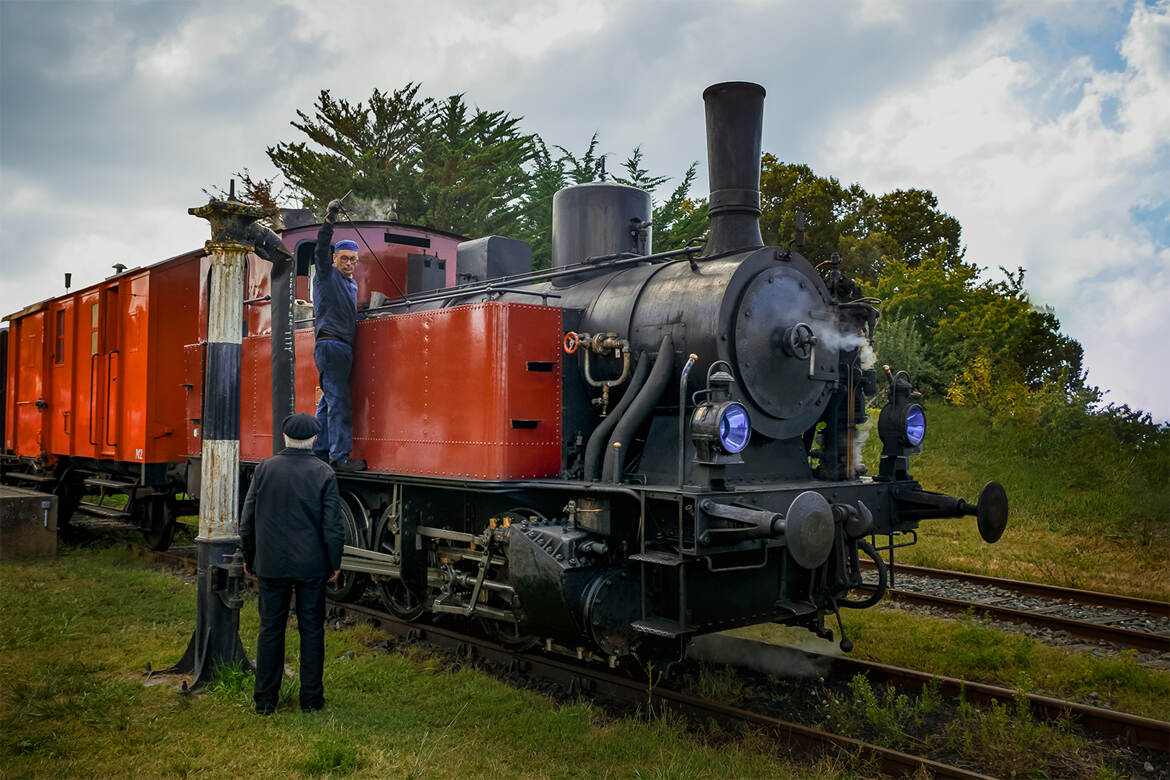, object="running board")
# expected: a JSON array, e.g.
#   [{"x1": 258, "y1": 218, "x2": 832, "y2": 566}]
[{"x1": 340, "y1": 544, "x2": 400, "y2": 577}]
